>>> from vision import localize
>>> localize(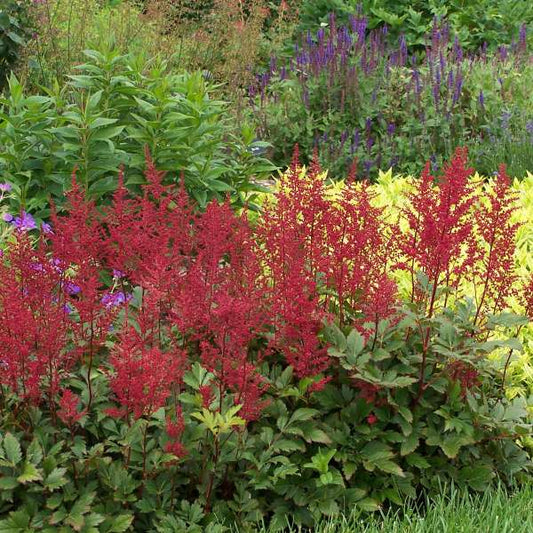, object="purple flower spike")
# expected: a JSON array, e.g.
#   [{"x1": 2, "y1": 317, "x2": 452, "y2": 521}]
[{"x1": 478, "y1": 90, "x2": 485, "y2": 109}]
